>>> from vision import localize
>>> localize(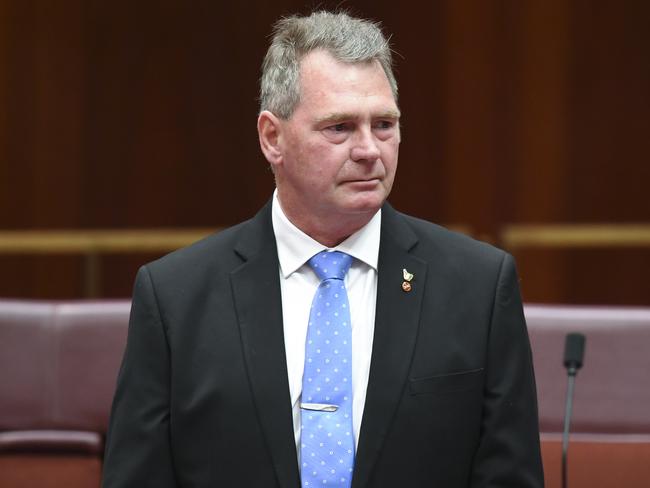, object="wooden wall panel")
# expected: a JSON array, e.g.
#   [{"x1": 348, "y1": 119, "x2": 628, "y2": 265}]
[
  {"x1": 440, "y1": 0, "x2": 504, "y2": 235},
  {"x1": 1, "y1": 0, "x2": 86, "y2": 228},
  {"x1": 507, "y1": 0, "x2": 572, "y2": 301},
  {"x1": 567, "y1": 1, "x2": 650, "y2": 222},
  {"x1": 0, "y1": 1, "x2": 648, "y2": 303}
]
